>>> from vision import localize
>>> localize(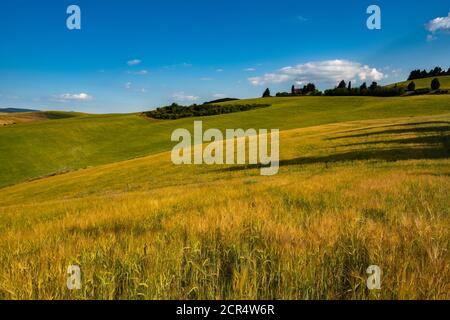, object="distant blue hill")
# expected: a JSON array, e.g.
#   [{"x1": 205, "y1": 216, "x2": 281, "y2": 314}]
[{"x1": 0, "y1": 108, "x2": 40, "y2": 113}]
